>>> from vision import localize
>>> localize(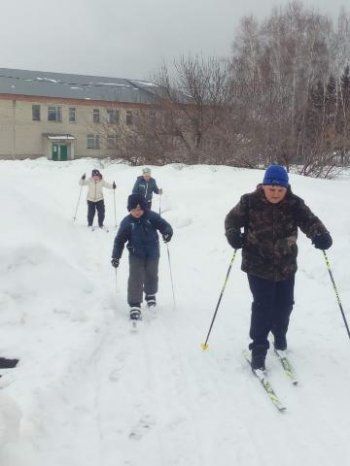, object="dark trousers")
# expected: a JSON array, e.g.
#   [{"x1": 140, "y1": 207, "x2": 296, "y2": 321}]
[
  {"x1": 247, "y1": 273, "x2": 295, "y2": 354},
  {"x1": 87, "y1": 200, "x2": 105, "y2": 227},
  {"x1": 128, "y1": 255, "x2": 159, "y2": 306}
]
